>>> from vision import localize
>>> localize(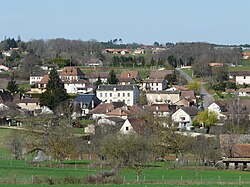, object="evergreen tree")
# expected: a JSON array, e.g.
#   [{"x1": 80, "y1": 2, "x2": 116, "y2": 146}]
[
  {"x1": 95, "y1": 75, "x2": 102, "y2": 87},
  {"x1": 107, "y1": 70, "x2": 119, "y2": 84},
  {"x1": 7, "y1": 76, "x2": 19, "y2": 94},
  {"x1": 40, "y1": 69, "x2": 68, "y2": 111}
]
